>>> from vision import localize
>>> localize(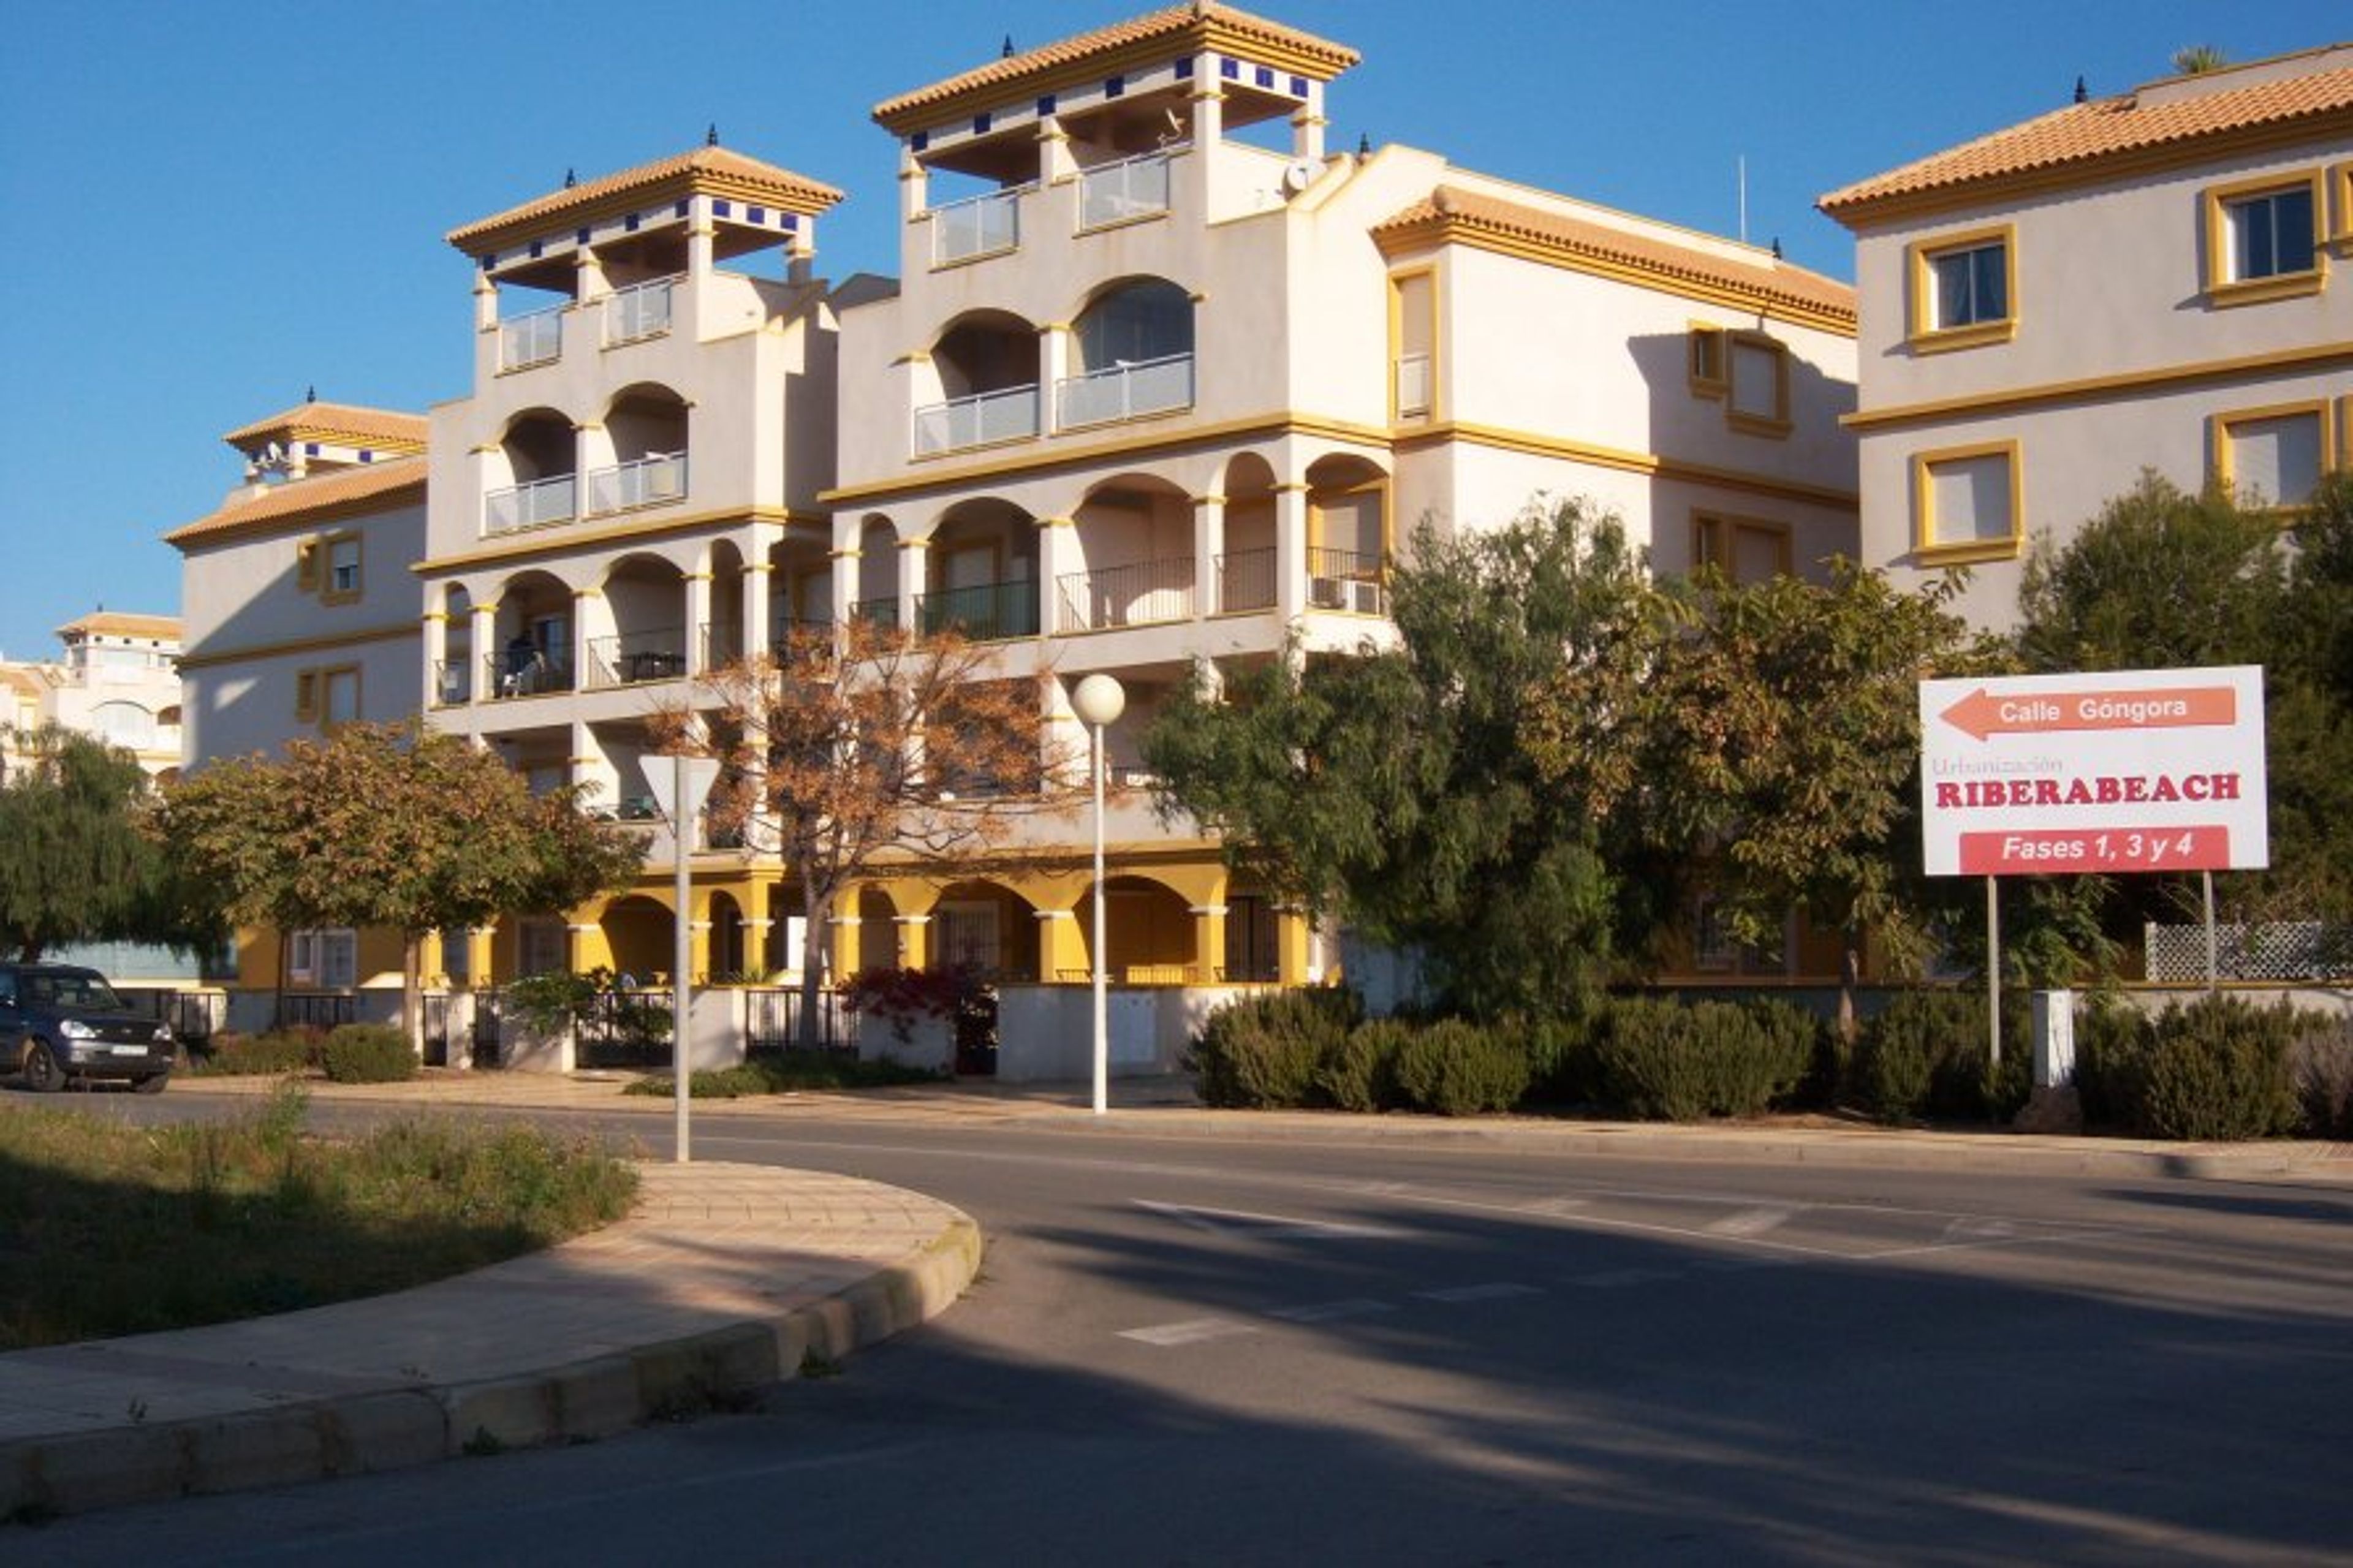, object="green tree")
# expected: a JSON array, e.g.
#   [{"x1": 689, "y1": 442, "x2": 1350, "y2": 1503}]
[
  {"x1": 1528, "y1": 560, "x2": 1998, "y2": 1037},
  {"x1": 159, "y1": 723, "x2": 642, "y2": 1043},
  {"x1": 1145, "y1": 499, "x2": 1667, "y2": 1019},
  {"x1": 2016, "y1": 471, "x2": 2353, "y2": 924},
  {"x1": 0, "y1": 726, "x2": 211, "y2": 961}
]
